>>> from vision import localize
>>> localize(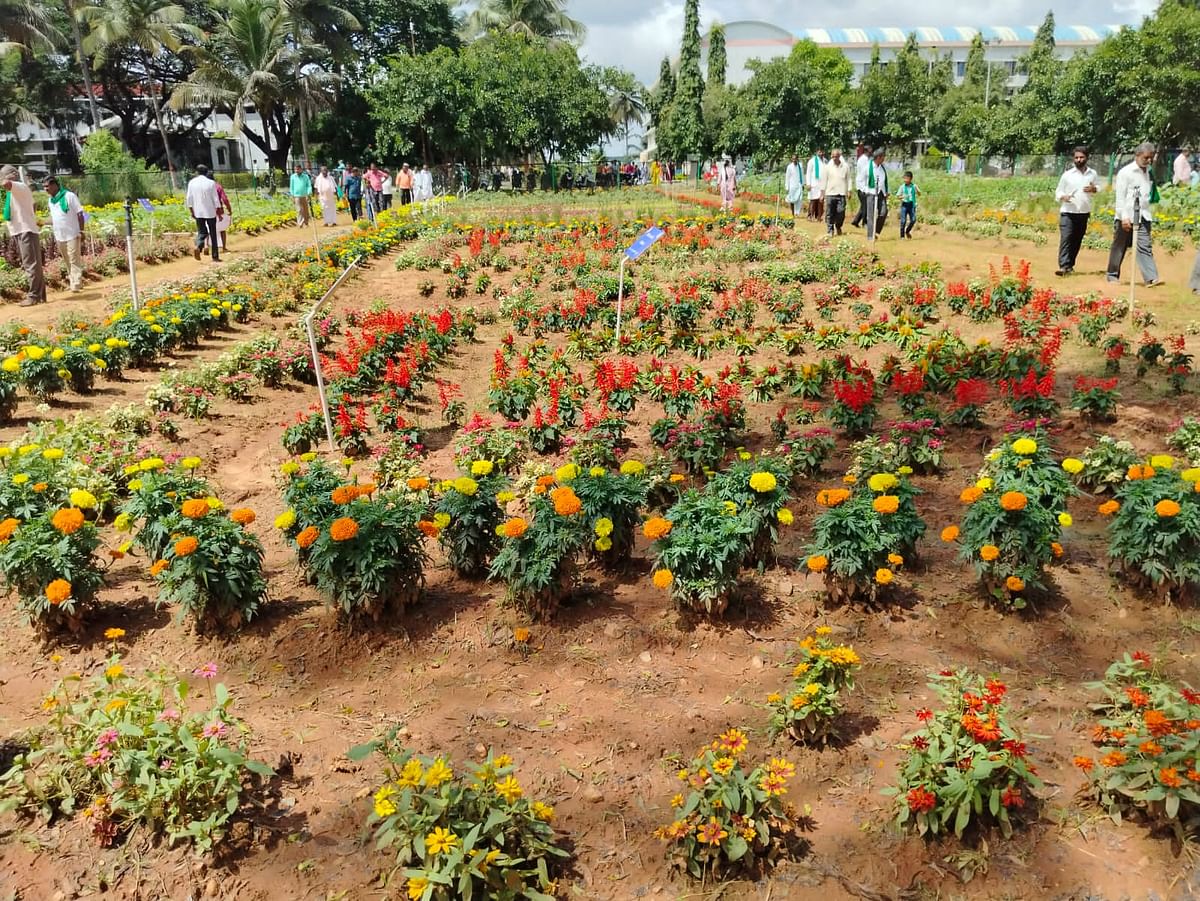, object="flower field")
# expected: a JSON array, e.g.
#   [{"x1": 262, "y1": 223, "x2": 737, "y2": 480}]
[{"x1": 0, "y1": 189, "x2": 1199, "y2": 898}]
